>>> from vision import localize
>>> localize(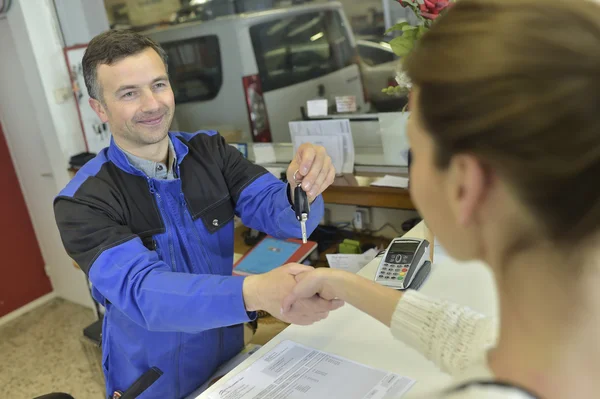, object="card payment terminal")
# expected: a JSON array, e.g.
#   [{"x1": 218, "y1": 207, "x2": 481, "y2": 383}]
[{"x1": 374, "y1": 238, "x2": 431, "y2": 290}]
